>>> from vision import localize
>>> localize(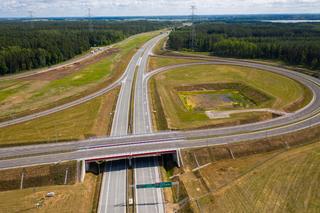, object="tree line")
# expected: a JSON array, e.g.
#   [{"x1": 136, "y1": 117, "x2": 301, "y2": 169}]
[
  {"x1": 168, "y1": 22, "x2": 320, "y2": 71},
  {"x1": 0, "y1": 20, "x2": 169, "y2": 75}
]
